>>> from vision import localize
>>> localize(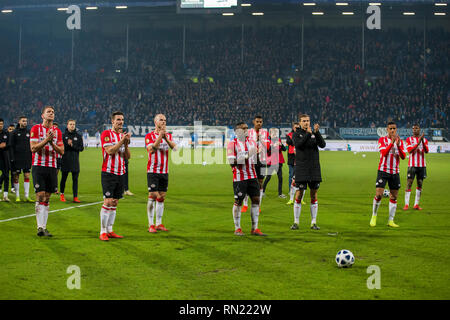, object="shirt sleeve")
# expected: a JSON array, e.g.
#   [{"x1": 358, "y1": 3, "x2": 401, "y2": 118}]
[
  {"x1": 378, "y1": 137, "x2": 386, "y2": 152},
  {"x1": 101, "y1": 131, "x2": 113, "y2": 148},
  {"x1": 227, "y1": 141, "x2": 236, "y2": 159},
  {"x1": 56, "y1": 128, "x2": 64, "y2": 146},
  {"x1": 145, "y1": 133, "x2": 155, "y2": 148},
  {"x1": 30, "y1": 125, "x2": 39, "y2": 142}
]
